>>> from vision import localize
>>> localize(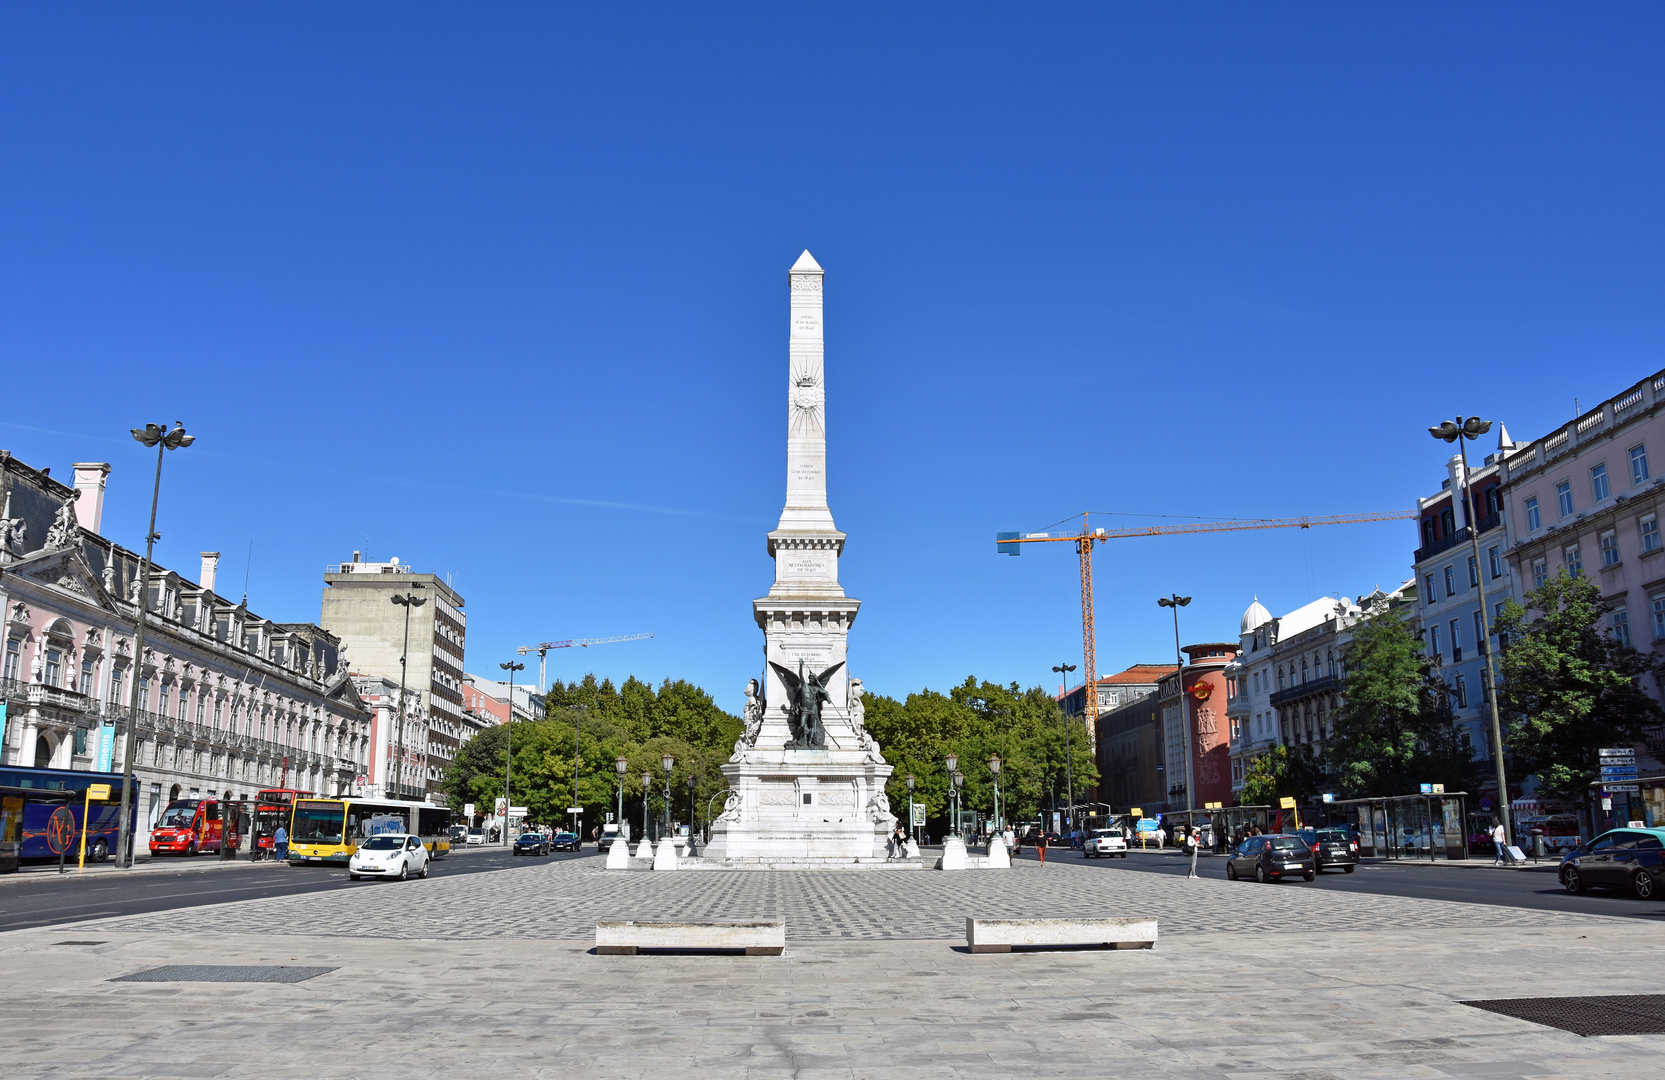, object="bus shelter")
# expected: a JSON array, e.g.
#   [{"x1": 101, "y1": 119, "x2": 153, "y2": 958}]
[
  {"x1": 1153, "y1": 805, "x2": 1274, "y2": 853},
  {"x1": 1324, "y1": 792, "x2": 1470, "y2": 860}
]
